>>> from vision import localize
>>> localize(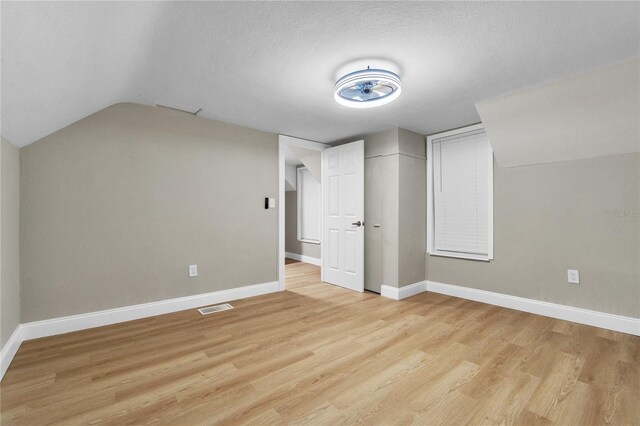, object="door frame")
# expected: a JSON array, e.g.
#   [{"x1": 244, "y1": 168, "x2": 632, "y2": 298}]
[{"x1": 278, "y1": 135, "x2": 329, "y2": 291}]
